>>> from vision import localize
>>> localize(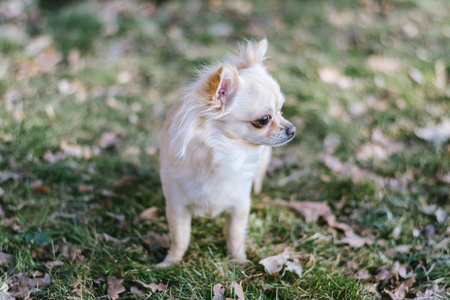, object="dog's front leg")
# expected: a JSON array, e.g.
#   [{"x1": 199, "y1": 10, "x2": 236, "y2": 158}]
[
  {"x1": 225, "y1": 201, "x2": 251, "y2": 263},
  {"x1": 158, "y1": 204, "x2": 191, "y2": 267}
]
